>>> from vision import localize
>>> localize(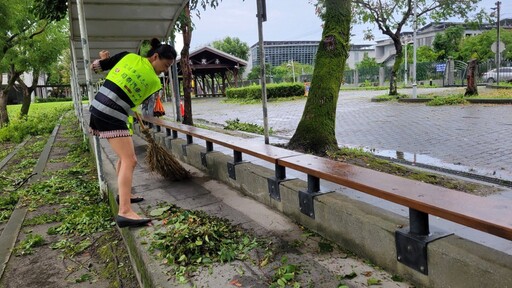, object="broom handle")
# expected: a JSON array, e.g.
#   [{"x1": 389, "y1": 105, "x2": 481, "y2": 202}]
[{"x1": 133, "y1": 112, "x2": 146, "y2": 130}]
